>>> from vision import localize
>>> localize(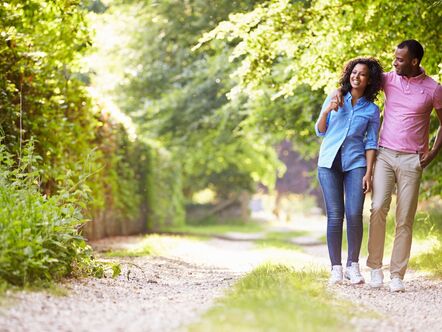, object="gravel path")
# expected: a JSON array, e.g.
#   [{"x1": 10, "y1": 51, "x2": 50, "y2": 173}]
[
  {"x1": 0, "y1": 254, "x2": 238, "y2": 332},
  {"x1": 0, "y1": 223, "x2": 441, "y2": 332},
  {"x1": 0, "y1": 234, "x2": 317, "y2": 332},
  {"x1": 332, "y1": 271, "x2": 442, "y2": 332}
]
